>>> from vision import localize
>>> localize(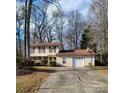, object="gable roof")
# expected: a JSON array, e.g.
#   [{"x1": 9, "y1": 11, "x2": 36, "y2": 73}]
[
  {"x1": 56, "y1": 48, "x2": 95, "y2": 56},
  {"x1": 30, "y1": 42, "x2": 61, "y2": 47}
]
